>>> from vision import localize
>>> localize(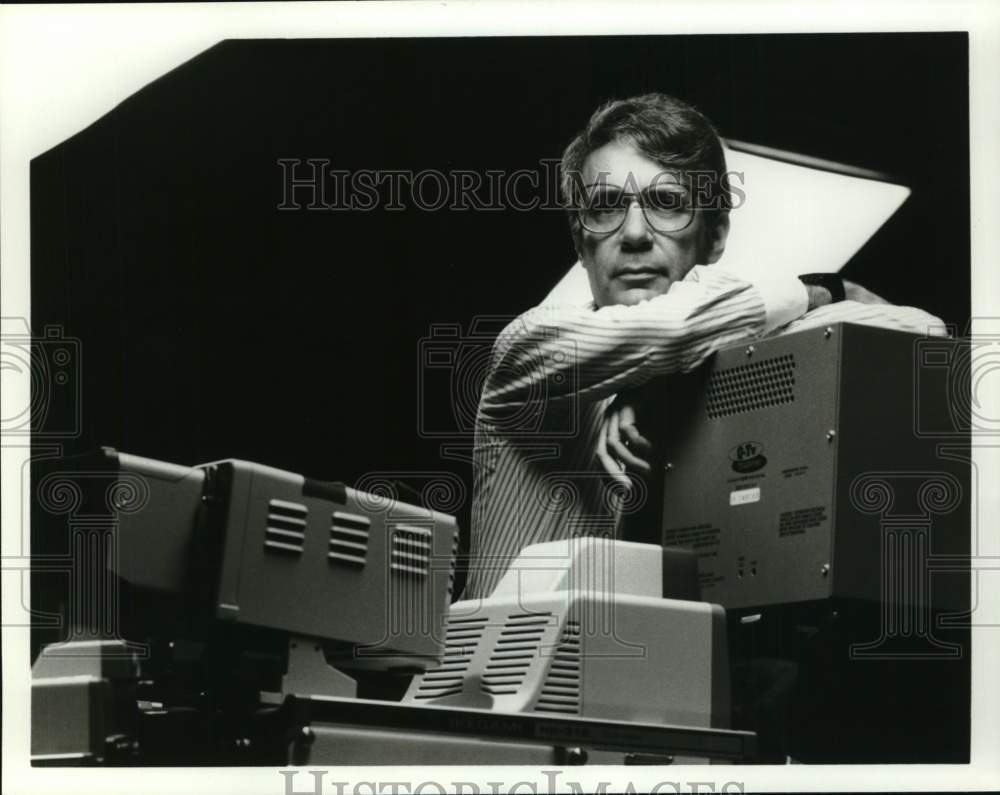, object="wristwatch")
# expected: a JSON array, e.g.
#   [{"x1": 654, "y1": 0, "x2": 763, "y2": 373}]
[{"x1": 798, "y1": 272, "x2": 846, "y2": 303}]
